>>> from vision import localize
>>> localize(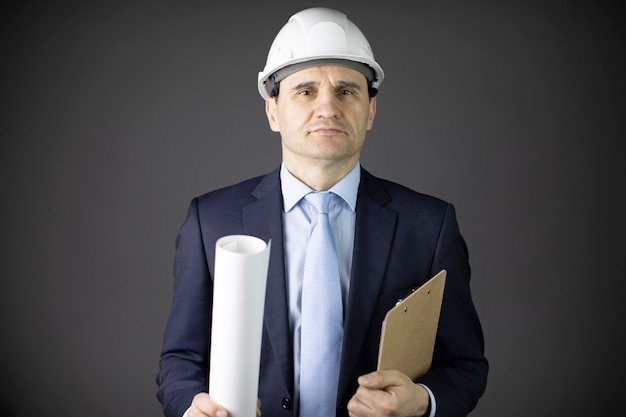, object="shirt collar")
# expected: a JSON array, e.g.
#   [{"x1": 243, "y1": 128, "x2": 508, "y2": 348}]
[{"x1": 280, "y1": 162, "x2": 361, "y2": 213}]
